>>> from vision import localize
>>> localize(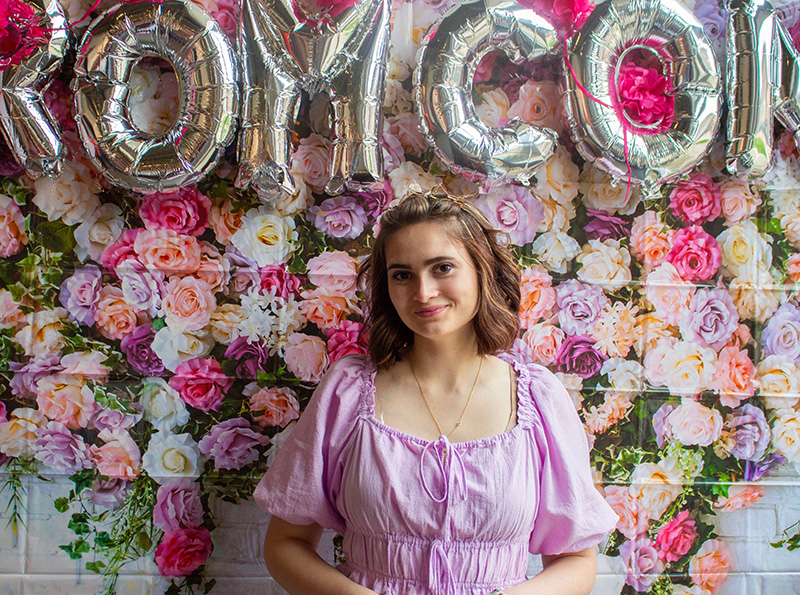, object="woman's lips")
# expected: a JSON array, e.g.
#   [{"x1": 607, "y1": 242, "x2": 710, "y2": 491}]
[{"x1": 415, "y1": 305, "x2": 447, "y2": 318}]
